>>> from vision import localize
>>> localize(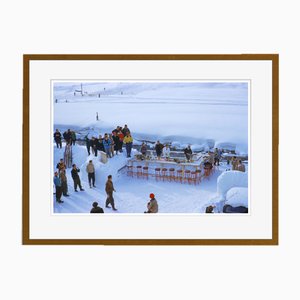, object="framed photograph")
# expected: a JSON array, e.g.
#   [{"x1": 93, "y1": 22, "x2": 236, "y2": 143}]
[{"x1": 23, "y1": 54, "x2": 278, "y2": 245}]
